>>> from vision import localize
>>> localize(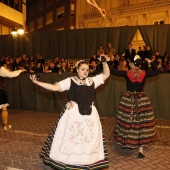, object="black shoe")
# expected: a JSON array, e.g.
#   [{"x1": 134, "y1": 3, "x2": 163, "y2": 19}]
[{"x1": 138, "y1": 152, "x2": 145, "y2": 159}]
